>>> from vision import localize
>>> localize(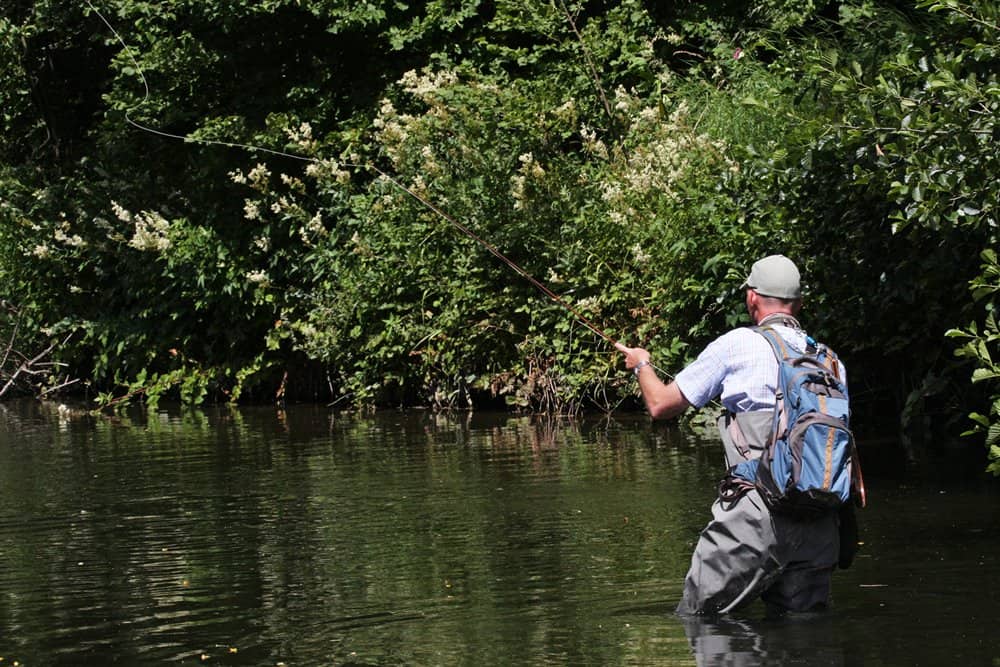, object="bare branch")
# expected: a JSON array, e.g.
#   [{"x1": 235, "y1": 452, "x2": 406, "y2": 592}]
[
  {"x1": 556, "y1": 0, "x2": 616, "y2": 131},
  {"x1": 0, "y1": 322, "x2": 79, "y2": 400},
  {"x1": 38, "y1": 378, "x2": 82, "y2": 398}
]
